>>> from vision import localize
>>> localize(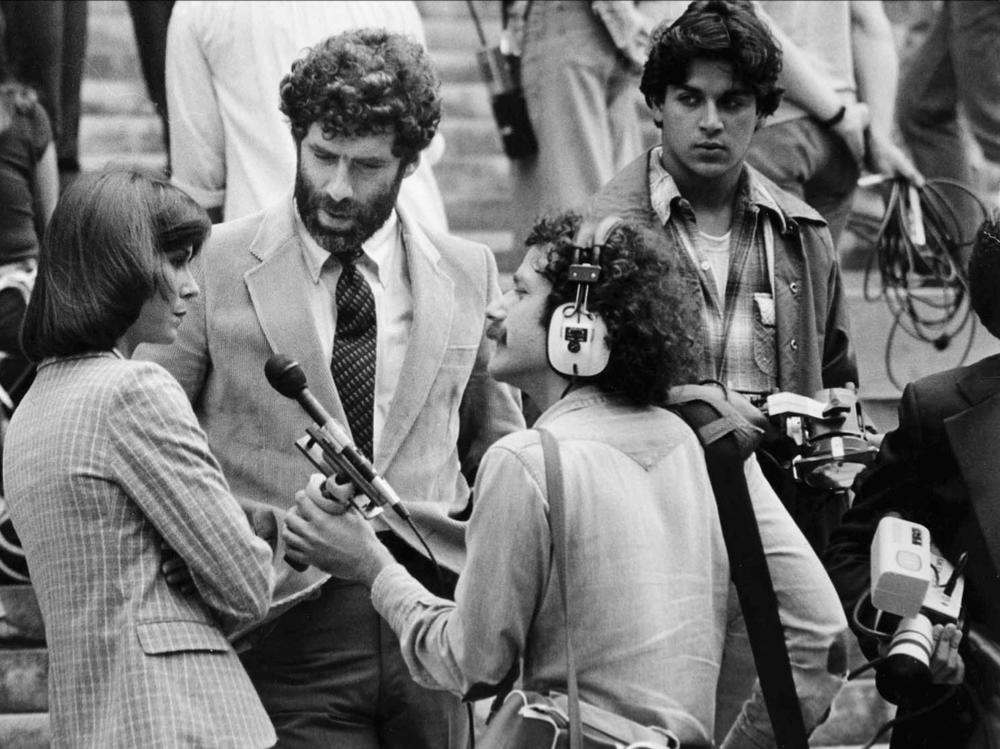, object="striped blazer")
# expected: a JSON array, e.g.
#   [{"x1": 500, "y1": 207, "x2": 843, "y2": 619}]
[{"x1": 4, "y1": 352, "x2": 276, "y2": 748}]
